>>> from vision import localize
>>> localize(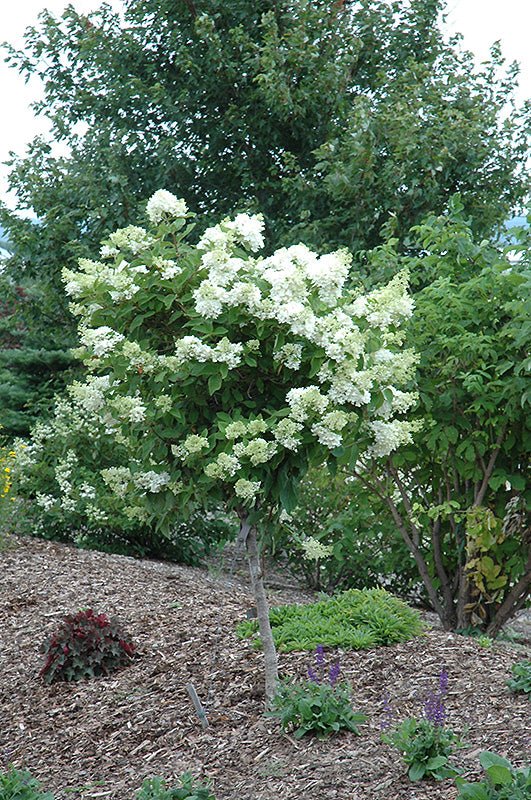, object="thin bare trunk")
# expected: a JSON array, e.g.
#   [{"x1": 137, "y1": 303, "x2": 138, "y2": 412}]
[{"x1": 239, "y1": 513, "x2": 279, "y2": 701}]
